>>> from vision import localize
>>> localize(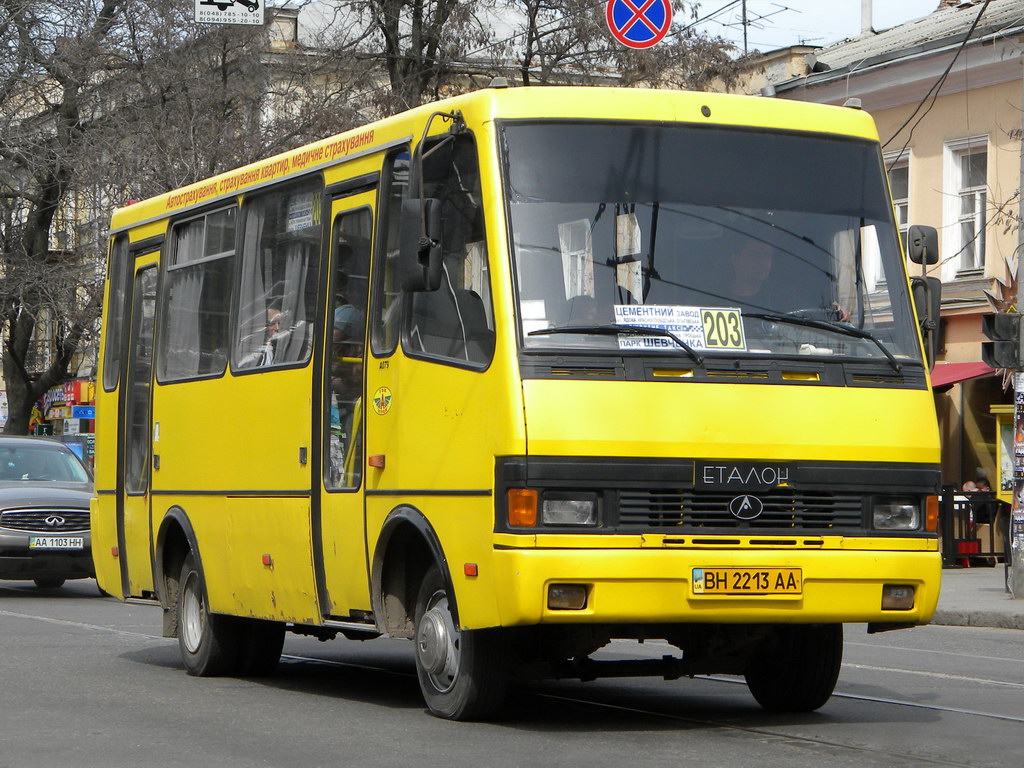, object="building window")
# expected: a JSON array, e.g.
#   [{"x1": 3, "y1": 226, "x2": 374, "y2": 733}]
[
  {"x1": 944, "y1": 137, "x2": 987, "y2": 277},
  {"x1": 882, "y1": 150, "x2": 910, "y2": 289},
  {"x1": 886, "y1": 154, "x2": 909, "y2": 239}
]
